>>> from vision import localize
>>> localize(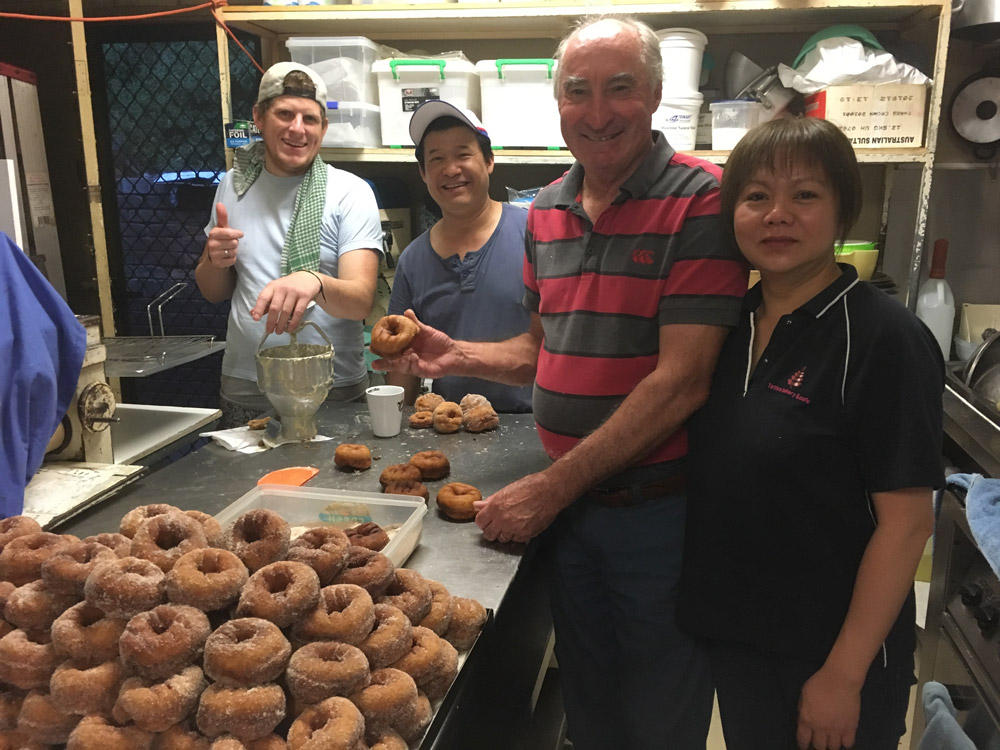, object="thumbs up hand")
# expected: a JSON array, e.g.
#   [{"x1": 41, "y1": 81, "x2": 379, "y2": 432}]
[{"x1": 206, "y1": 203, "x2": 243, "y2": 268}]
